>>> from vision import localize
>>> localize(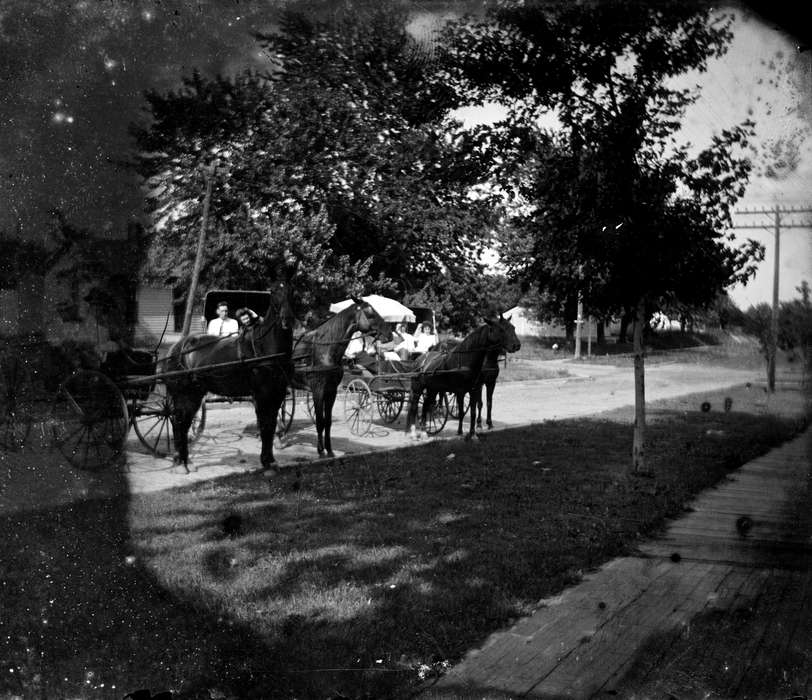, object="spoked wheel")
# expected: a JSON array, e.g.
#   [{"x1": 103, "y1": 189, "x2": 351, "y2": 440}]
[
  {"x1": 446, "y1": 392, "x2": 470, "y2": 421},
  {"x1": 131, "y1": 384, "x2": 206, "y2": 458},
  {"x1": 50, "y1": 370, "x2": 129, "y2": 471},
  {"x1": 376, "y1": 389, "x2": 405, "y2": 424},
  {"x1": 277, "y1": 386, "x2": 295, "y2": 436},
  {"x1": 416, "y1": 391, "x2": 449, "y2": 436},
  {"x1": 344, "y1": 378, "x2": 374, "y2": 436},
  {"x1": 0, "y1": 355, "x2": 34, "y2": 451}
]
